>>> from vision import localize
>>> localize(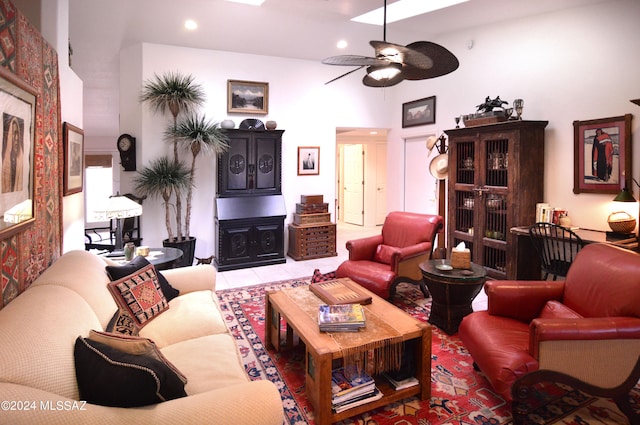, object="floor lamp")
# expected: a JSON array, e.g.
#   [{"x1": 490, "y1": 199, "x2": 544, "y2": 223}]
[{"x1": 92, "y1": 194, "x2": 142, "y2": 255}]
